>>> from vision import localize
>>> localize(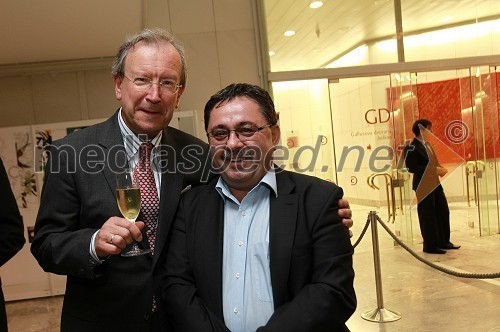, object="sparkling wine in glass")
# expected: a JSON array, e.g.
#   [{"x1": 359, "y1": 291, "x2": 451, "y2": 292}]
[{"x1": 115, "y1": 169, "x2": 150, "y2": 257}]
